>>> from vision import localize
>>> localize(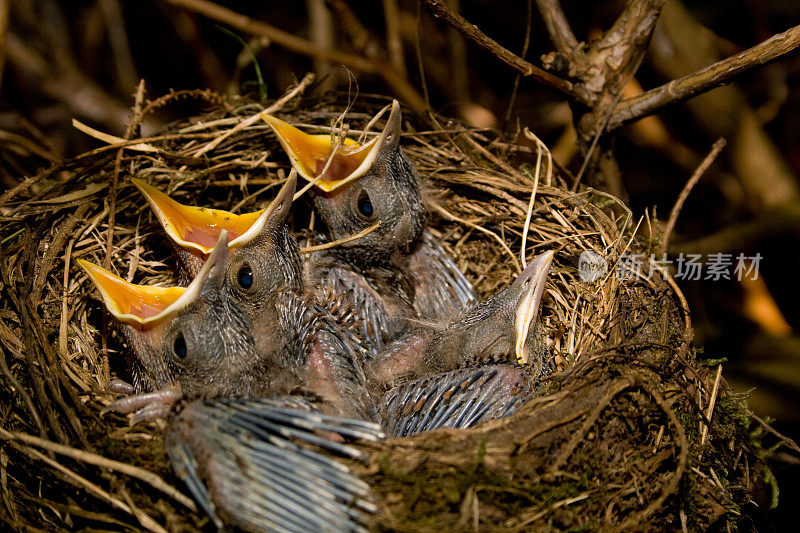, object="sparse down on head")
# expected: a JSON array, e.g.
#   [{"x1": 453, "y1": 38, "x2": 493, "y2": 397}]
[
  {"x1": 79, "y1": 232, "x2": 261, "y2": 398},
  {"x1": 264, "y1": 101, "x2": 426, "y2": 265},
  {"x1": 132, "y1": 172, "x2": 301, "y2": 286},
  {"x1": 415, "y1": 250, "x2": 554, "y2": 376}
]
